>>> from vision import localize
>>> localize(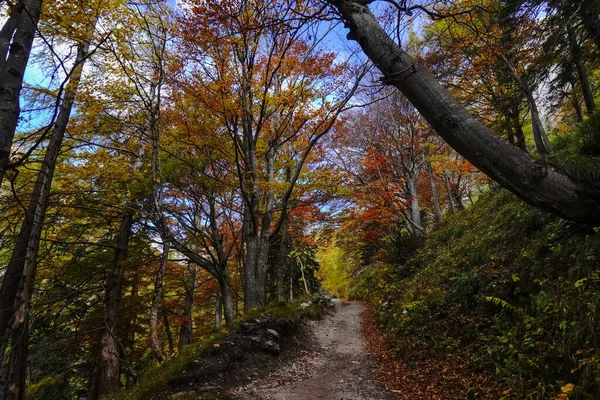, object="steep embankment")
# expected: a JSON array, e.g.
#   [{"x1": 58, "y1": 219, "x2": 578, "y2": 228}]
[{"x1": 351, "y1": 190, "x2": 600, "y2": 399}]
